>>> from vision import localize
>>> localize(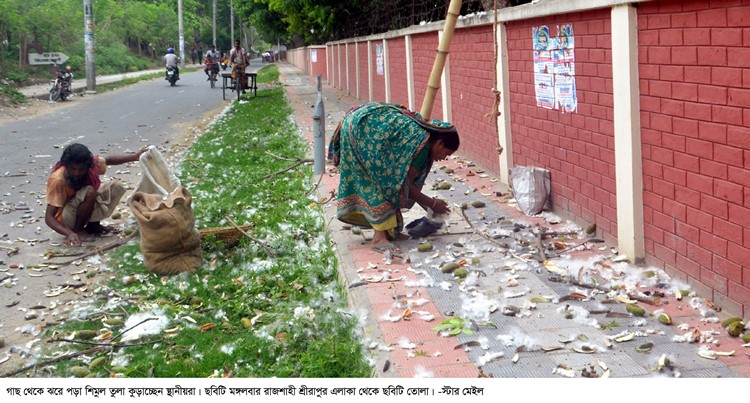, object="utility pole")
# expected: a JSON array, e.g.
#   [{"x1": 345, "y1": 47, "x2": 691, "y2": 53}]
[
  {"x1": 230, "y1": 0, "x2": 235, "y2": 41},
  {"x1": 178, "y1": 0, "x2": 185, "y2": 66},
  {"x1": 83, "y1": 0, "x2": 96, "y2": 91},
  {"x1": 212, "y1": 0, "x2": 217, "y2": 47}
]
